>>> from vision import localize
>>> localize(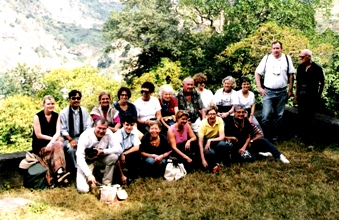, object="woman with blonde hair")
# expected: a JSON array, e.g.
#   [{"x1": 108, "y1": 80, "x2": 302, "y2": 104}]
[
  {"x1": 32, "y1": 95, "x2": 69, "y2": 186},
  {"x1": 90, "y1": 91, "x2": 121, "y2": 133},
  {"x1": 213, "y1": 76, "x2": 239, "y2": 121}
]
